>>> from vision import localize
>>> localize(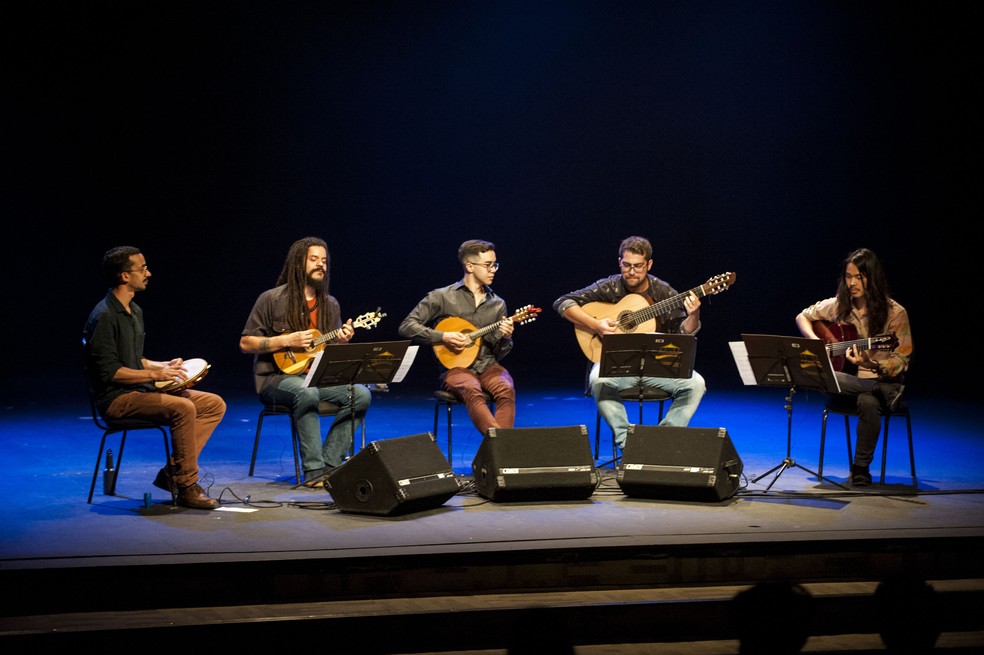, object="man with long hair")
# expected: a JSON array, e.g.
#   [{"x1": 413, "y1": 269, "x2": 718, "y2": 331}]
[
  {"x1": 795, "y1": 247, "x2": 913, "y2": 487},
  {"x1": 240, "y1": 237, "x2": 371, "y2": 487}
]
